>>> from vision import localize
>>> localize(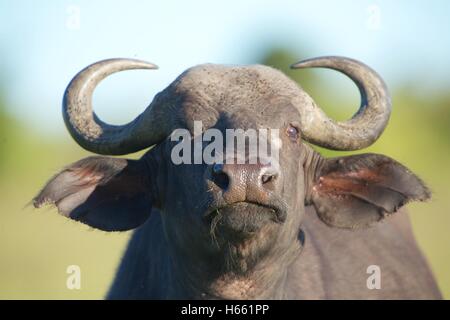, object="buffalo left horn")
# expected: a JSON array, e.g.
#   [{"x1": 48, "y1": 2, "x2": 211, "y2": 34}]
[{"x1": 291, "y1": 56, "x2": 392, "y2": 151}]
